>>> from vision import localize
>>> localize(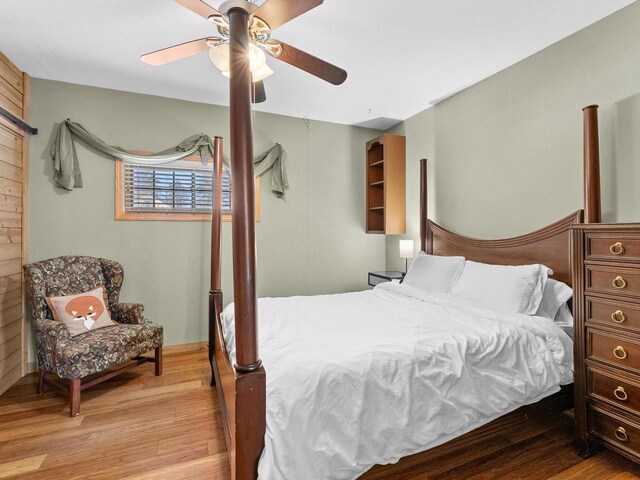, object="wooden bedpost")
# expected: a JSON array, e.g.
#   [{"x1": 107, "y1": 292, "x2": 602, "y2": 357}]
[
  {"x1": 228, "y1": 6, "x2": 261, "y2": 373},
  {"x1": 583, "y1": 105, "x2": 602, "y2": 223},
  {"x1": 227, "y1": 5, "x2": 266, "y2": 480},
  {"x1": 420, "y1": 159, "x2": 432, "y2": 253},
  {"x1": 209, "y1": 136, "x2": 224, "y2": 386}
]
